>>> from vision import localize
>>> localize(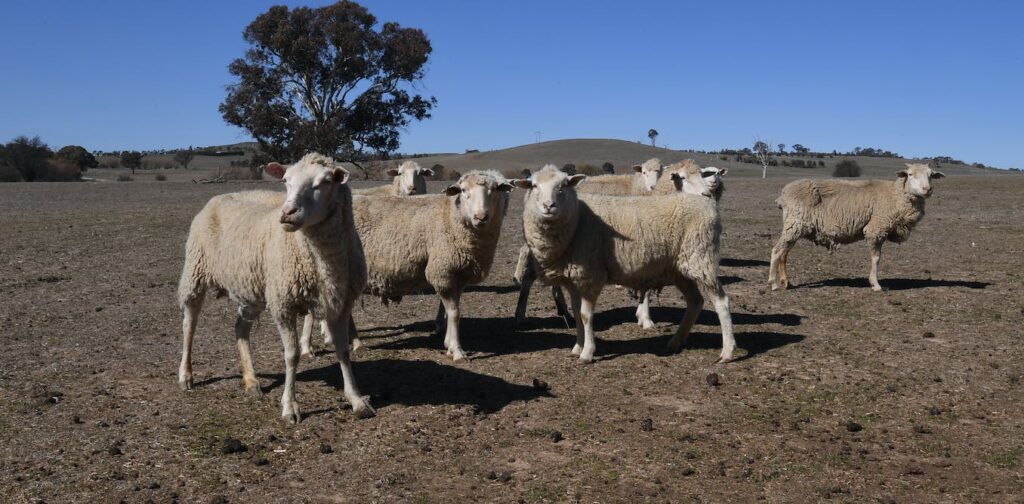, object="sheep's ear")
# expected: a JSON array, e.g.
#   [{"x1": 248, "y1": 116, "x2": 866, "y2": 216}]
[
  {"x1": 264, "y1": 162, "x2": 287, "y2": 180},
  {"x1": 386, "y1": 168, "x2": 400, "y2": 177},
  {"x1": 670, "y1": 172, "x2": 683, "y2": 181},
  {"x1": 420, "y1": 168, "x2": 435, "y2": 177},
  {"x1": 329, "y1": 166, "x2": 350, "y2": 185},
  {"x1": 513, "y1": 179, "x2": 534, "y2": 189},
  {"x1": 896, "y1": 170, "x2": 908, "y2": 178},
  {"x1": 444, "y1": 184, "x2": 461, "y2": 196},
  {"x1": 718, "y1": 167, "x2": 728, "y2": 176},
  {"x1": 632, "y1": 165, "x2": 643, "y2": 173},
  {"x1": 931, "y1": 171, "x2": 946, "y2": 179},
  {"x1": 567, "y1": 174, "x2": 586, "y2": 187},
  {"x1": 496, "y1": 181, "x2": 514, "y2": 192}
]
